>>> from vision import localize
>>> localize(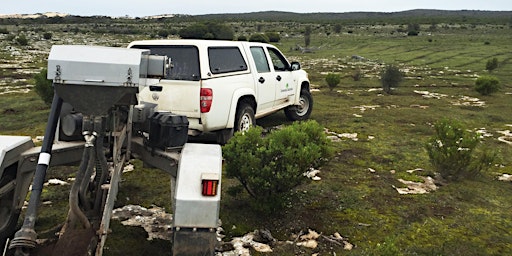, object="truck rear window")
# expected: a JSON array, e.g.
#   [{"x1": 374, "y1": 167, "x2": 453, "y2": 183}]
[
  {"x1": 208, "y1": 47, "x2": 247, "y2": 74},
  {"x1": 130, "y1": 45, "x2": 200, "y2": 81}
]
